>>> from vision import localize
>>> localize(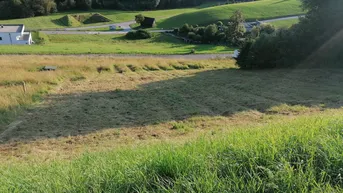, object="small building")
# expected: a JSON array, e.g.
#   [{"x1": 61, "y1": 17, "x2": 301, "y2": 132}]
[
  {"x1": 141, "y1": 17, "x2": 156, "y2": 28},
  {"x1": 0, "y1": 24, "x2": 32, "y2": 45}
]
